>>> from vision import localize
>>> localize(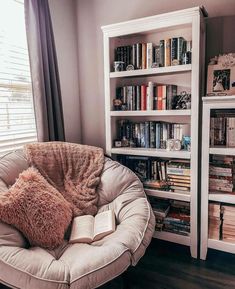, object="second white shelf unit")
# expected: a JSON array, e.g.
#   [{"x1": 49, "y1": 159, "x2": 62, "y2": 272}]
[{"x1": 200, "y1": 96, "x2": 235, "y2": 260}]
